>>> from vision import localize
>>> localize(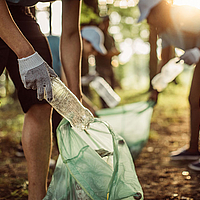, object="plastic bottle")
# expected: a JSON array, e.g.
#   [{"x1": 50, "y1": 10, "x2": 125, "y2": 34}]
[
  {"x1": 90, "y1": 76, "x2": 121, "y2": 108},
  {"x1": 45, "y1": 76, "x2": 94, "y2": 130},
  {"x1": 151, "y1": 57, "x2": 184, "y2": 92},
  {"x1": 75, "y1": 182, "x2": 91, "y2": 200}
]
